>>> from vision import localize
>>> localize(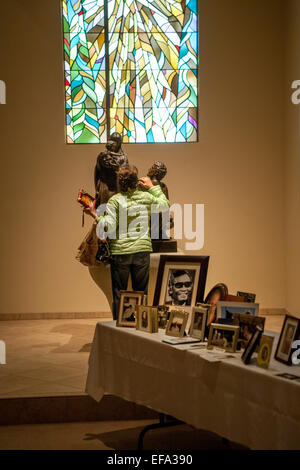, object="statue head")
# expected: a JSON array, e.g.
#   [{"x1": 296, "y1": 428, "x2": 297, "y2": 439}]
[
  {"x1": 147, "y1": 161, "x2": 167, "y2": 182},
  {"x1": 106, "y1": 132, "x2": 123, "y2": 153}
]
